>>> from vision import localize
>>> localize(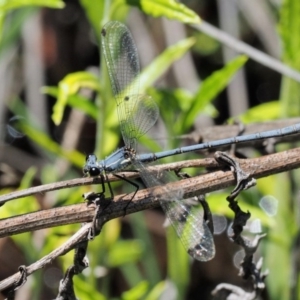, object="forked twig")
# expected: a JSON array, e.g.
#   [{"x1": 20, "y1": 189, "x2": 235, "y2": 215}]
[{"x1": 1, "y1": 147, "x2": 300, "y2": 293}]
